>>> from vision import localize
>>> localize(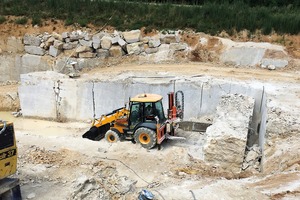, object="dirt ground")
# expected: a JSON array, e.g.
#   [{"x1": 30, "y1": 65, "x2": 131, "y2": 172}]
[{"x1": 0, "y1": 61, "x2": 299, "y2": 199}]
